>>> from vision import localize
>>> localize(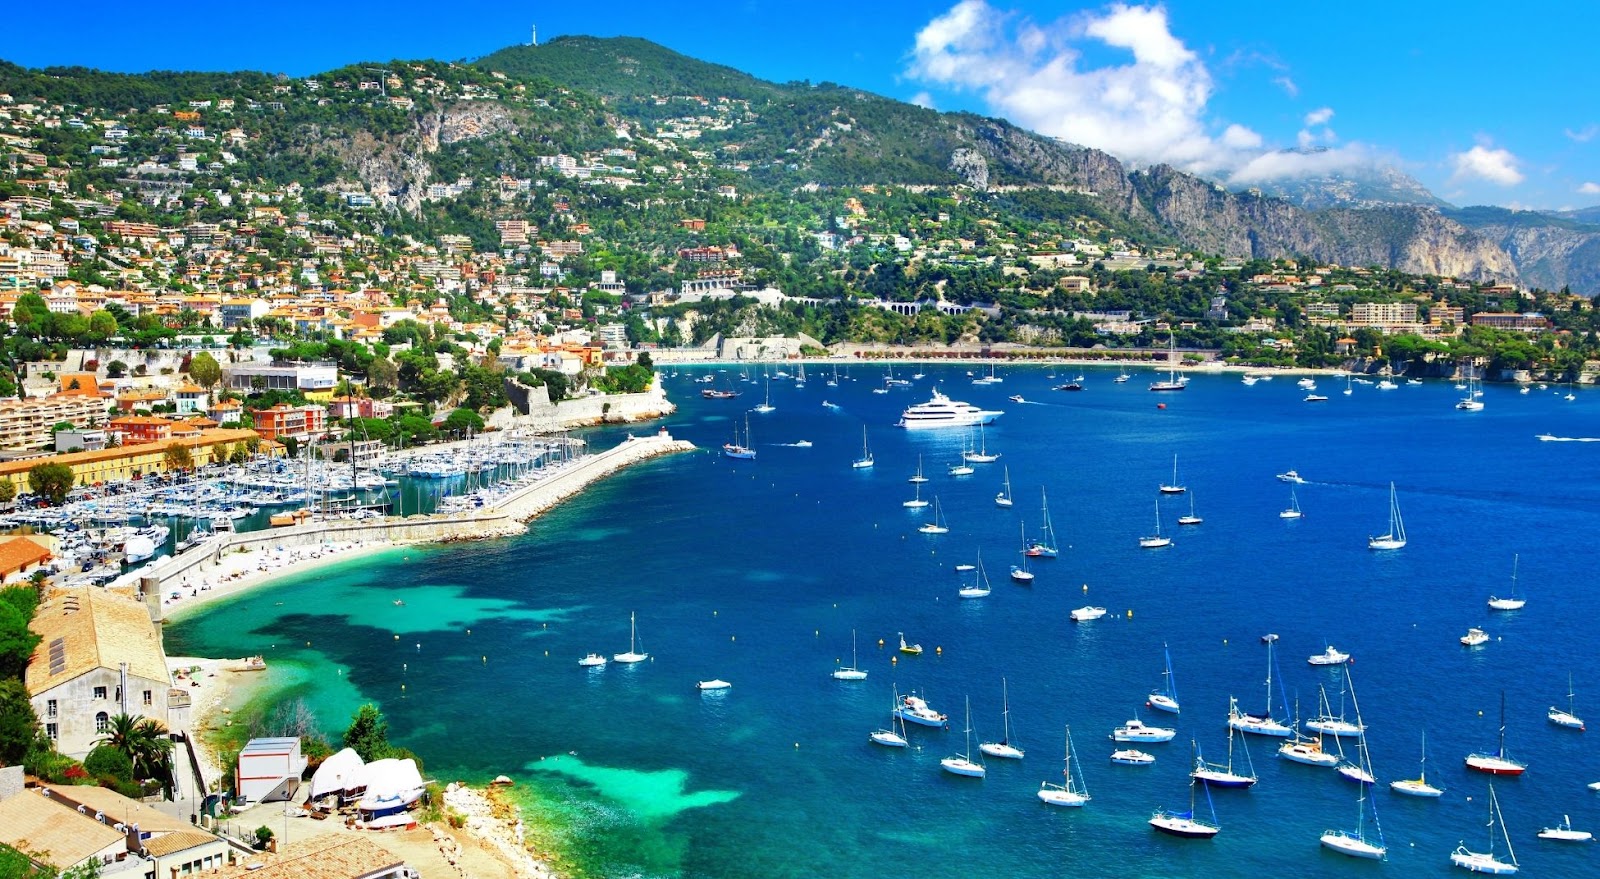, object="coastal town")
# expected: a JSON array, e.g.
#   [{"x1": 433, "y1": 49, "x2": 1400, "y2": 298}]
[{"x1": 1, "y1": 17, "x2": 1599, "y2": 879}]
